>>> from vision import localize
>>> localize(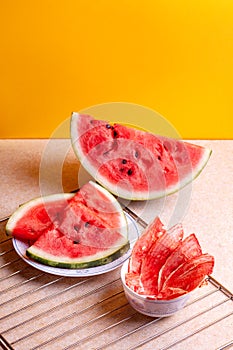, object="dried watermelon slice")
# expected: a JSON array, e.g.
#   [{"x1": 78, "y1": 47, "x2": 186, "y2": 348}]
[
  {"x1": 157, "y1": 254, "x2": 214, "y2": 300},
  {"x1": 129, "y1": 216, "x2": 165, "y2": 274},
  {"x1": 71, "y1": 113, "x2": 212, "y2": 200},
  {"x1": 158, "y1": 233, "x2": 202, "y2": 291},
  {"x1": 140, "y1": 223, "x2": 184, "y2": 295}
]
